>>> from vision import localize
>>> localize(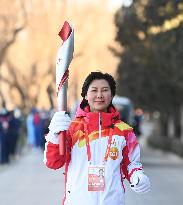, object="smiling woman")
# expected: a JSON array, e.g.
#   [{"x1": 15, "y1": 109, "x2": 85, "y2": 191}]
[
  {"x1": 86, "y1": 79, "x2": 112, "y2": 112},
  {"x1": 44, "y1": 71, "x2": 150, "y2": 205},
  {"x1": 81, "y1": 72, "x2": 116, "y2": 112}
]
